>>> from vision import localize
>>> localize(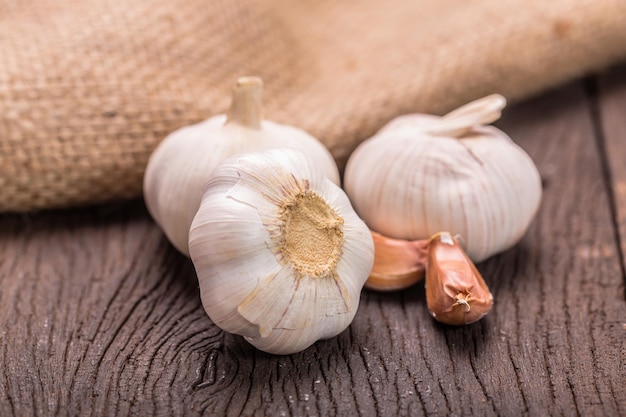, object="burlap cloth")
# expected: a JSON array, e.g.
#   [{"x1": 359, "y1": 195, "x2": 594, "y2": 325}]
[{"x1": 1, "y1": 0, "x2": 625, "y2": 212}]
